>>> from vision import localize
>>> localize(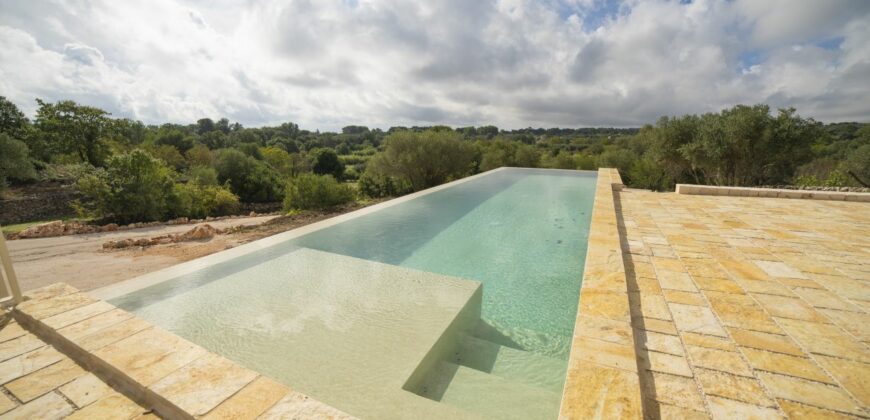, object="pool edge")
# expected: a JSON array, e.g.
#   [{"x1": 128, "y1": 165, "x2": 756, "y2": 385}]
[{"x1": 558, "y1": 168, "x2": 644, "y2": 419}]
